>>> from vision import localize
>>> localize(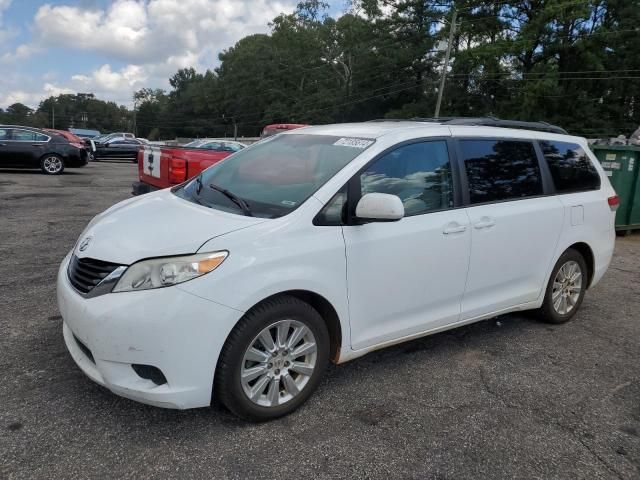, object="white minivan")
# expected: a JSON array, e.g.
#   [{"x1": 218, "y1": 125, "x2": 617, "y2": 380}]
[{"x1": 57, "y1": 119, "x2": 618, "y2": 421}]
